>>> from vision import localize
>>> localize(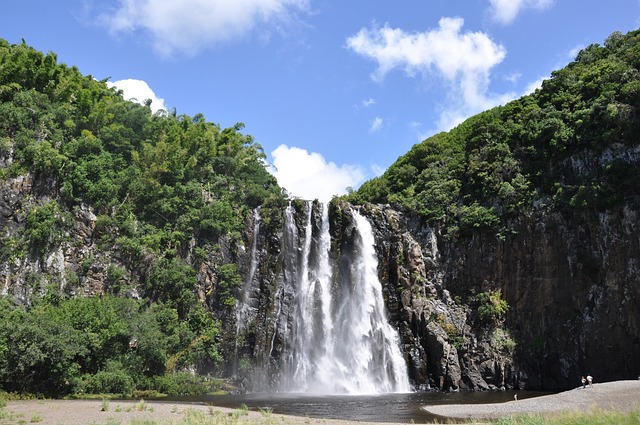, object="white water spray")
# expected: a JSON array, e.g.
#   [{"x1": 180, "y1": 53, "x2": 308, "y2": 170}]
[{"x1": 282, "y1": 203, "x2": 410, "y2": 394}]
